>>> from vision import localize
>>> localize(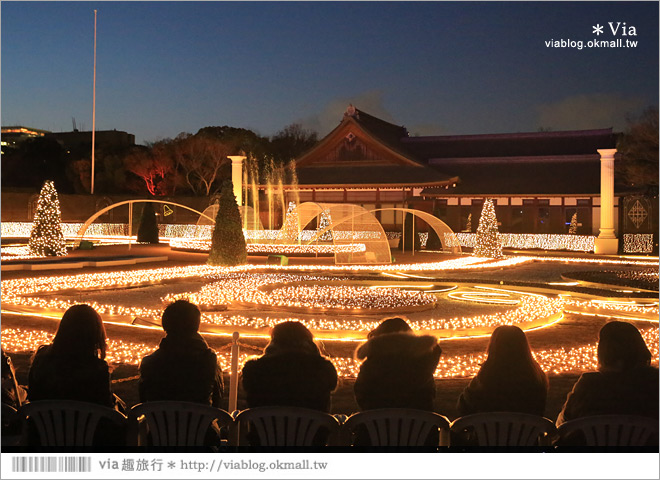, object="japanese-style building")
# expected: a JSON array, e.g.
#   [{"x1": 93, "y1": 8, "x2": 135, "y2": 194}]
[{"x1": 270, "y1": 105, "x2": 619, "y2": 238}]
